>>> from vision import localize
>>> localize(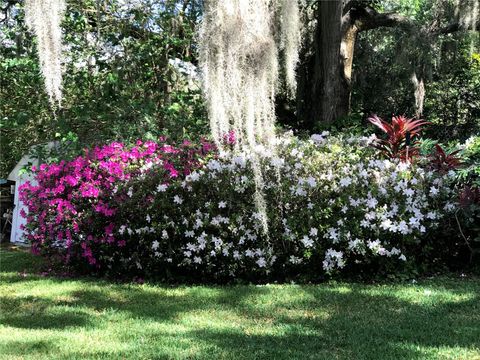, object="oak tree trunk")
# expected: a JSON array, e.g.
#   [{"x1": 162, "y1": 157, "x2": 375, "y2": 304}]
[{"x1": 297, "y1": 1, "x2": 354, "y2": 128}]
